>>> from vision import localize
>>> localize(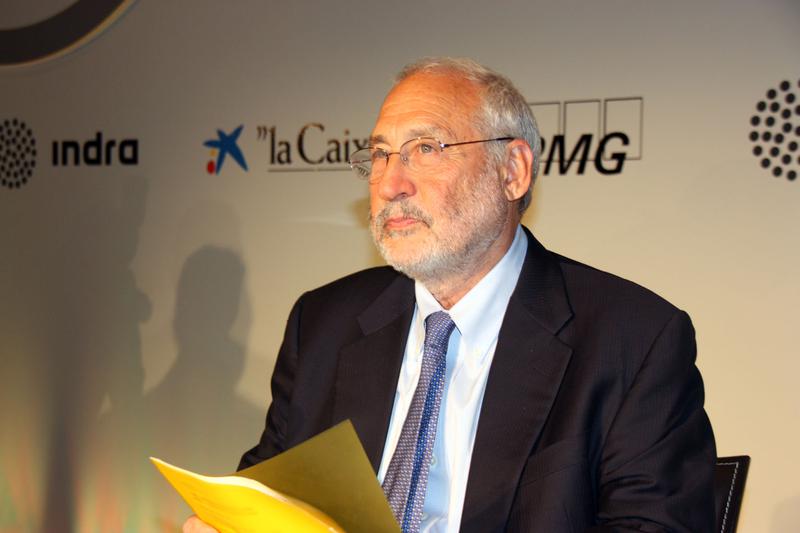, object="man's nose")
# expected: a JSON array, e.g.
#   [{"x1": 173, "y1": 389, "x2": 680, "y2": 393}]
[{"x1": 374, "y1": 153, "x2": 416, "y2": 201}]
